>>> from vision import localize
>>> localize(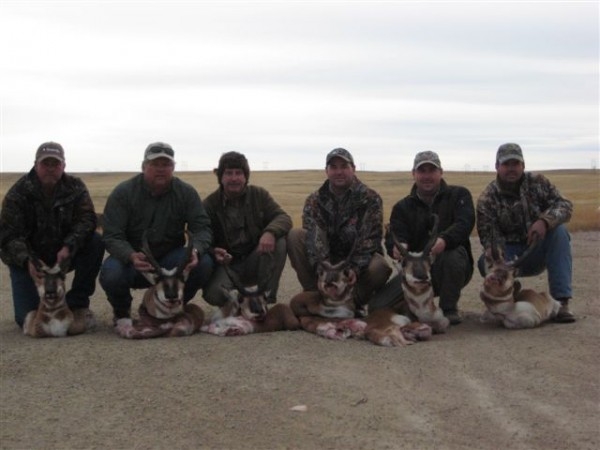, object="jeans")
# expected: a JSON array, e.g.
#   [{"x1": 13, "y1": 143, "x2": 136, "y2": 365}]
[
  {"x1": 202, "y1": 237, "x2": 288, "y2": 307},
  {"x1": 477, "y1": 224, "x2": 572, "y2": 299},
  {"x1": 9, "y1": 232, "x2": 105, "y2": 327},
  {"x1": 99, "y1": 248, "x2": 214, "y2": 318}
]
